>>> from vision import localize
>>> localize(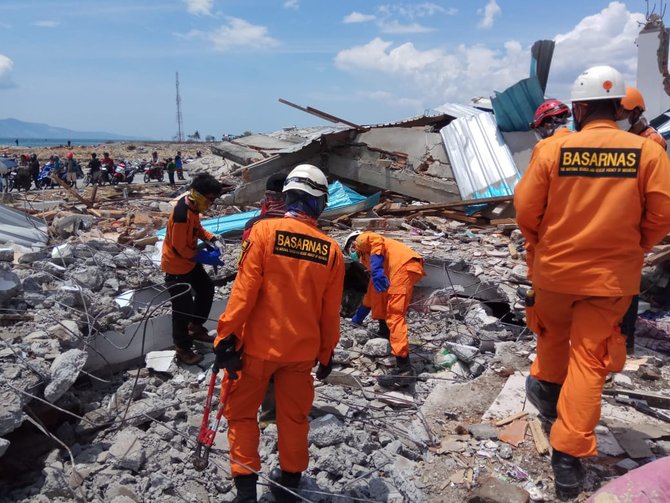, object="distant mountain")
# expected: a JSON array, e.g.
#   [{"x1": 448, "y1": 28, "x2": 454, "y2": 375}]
[{"x1": 0, "y1": 118, "x2": 143, "y2": 140}]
